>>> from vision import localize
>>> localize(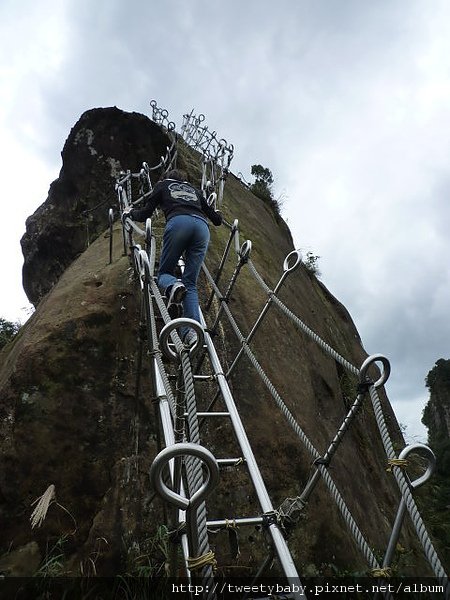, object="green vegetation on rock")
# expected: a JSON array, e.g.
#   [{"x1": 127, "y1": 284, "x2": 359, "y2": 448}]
[
  {"x1": 419, "y1": 358, "x2": 450, "y2": 566},
  {"x1": 0, "y1": 317, "x2": 20, "y2": 350},
  {"x1": 250, "y1": 163, "x2": 283, "y2": 221}
]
